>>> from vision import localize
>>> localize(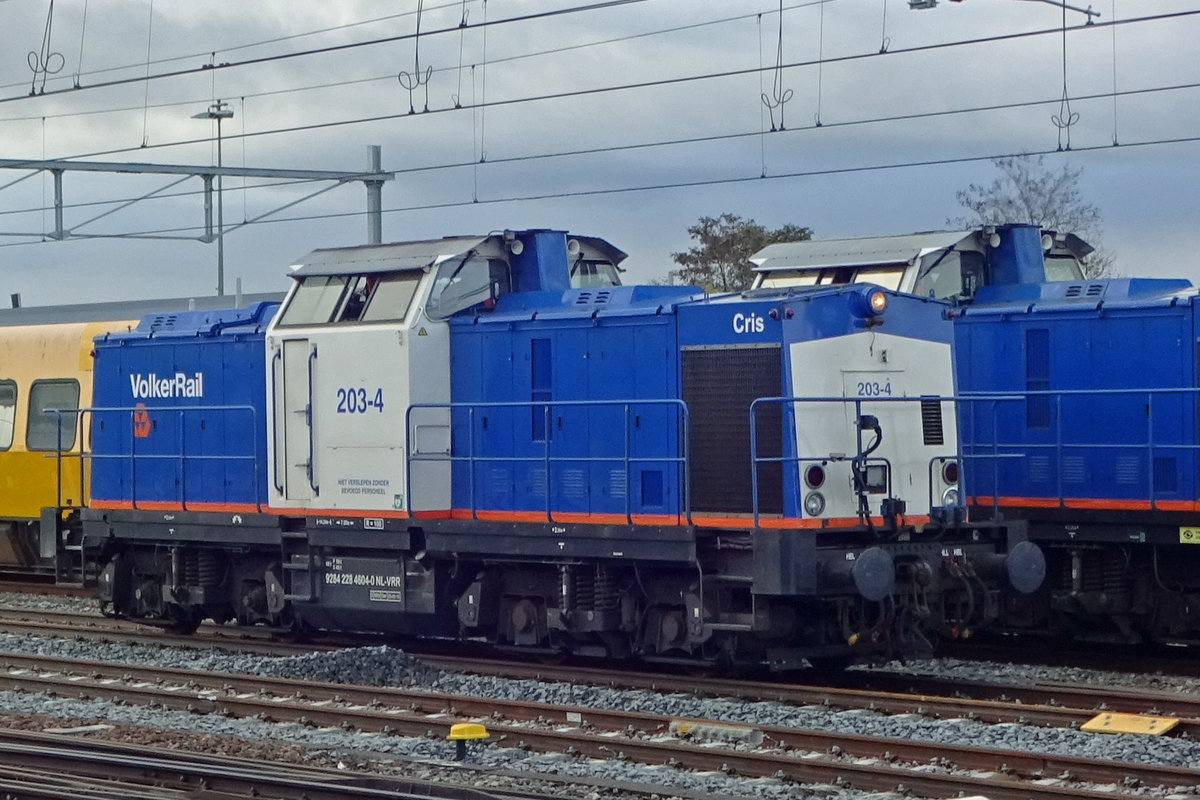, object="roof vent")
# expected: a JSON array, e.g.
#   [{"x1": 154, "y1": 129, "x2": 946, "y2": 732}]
[
  {"x1": 146, "y1": 314, "x2": 179, "y2": 331},
  {"x1": 1063, "y1": 282, "x2": 1105, "y2": 299},
  {"x1": 573, "y1": 290, "x2": 612, "y2": 306}
]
